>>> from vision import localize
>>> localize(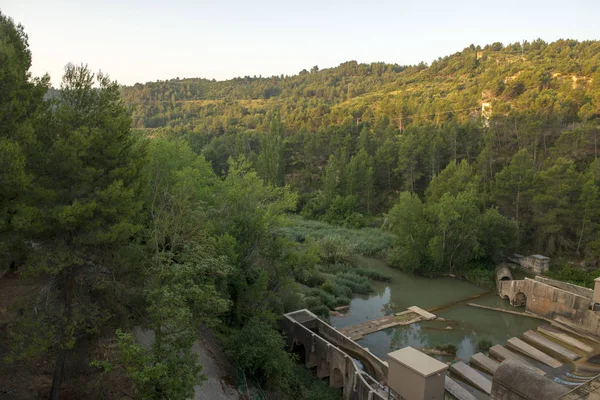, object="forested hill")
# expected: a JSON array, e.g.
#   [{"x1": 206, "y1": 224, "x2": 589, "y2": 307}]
[
  {"x1": 120, "y1": 39, "x2": 600, "y2": 269},
  {"x1": 122, "y1": 39, "x2": 600, "y2": 133}
]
